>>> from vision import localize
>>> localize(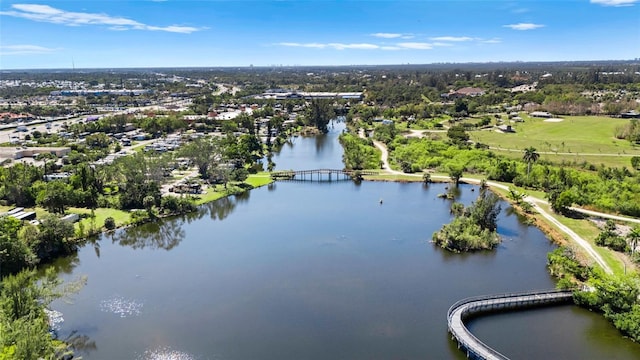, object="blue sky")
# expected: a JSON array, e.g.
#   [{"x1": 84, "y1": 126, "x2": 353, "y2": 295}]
[{"x1": 0, "y1": 0, "x2": 638, "y2": 69}]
